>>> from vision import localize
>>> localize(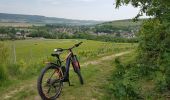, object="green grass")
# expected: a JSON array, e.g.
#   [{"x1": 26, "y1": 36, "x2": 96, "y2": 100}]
[
  {"x1": 0, "y1": 39, "x2": 137, "y2": 99},
  {"x1": 5, "y1": 39, "x2": 136, "y2": 64},
  {"x1": 0, "y1": 39, "x2": 137, "y2": 82},
  {"x1": 1, "y1": 51, "x2": 129, "y2": 100}
]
